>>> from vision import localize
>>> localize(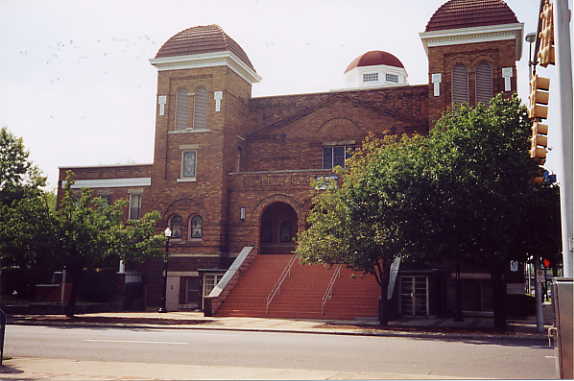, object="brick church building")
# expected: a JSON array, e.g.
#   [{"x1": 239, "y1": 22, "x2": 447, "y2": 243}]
[{"x1": 59, "y1": 0, "x2": 525, "y2": 318}]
